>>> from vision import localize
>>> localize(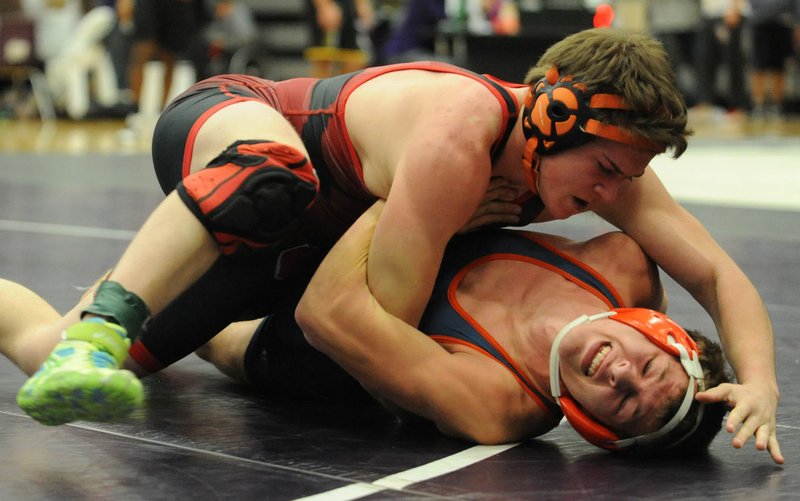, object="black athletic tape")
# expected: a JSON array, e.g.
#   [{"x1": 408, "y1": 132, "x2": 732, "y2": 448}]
[{"x1": 82, "y1": 281, "x2": 151, "y2": 340}]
